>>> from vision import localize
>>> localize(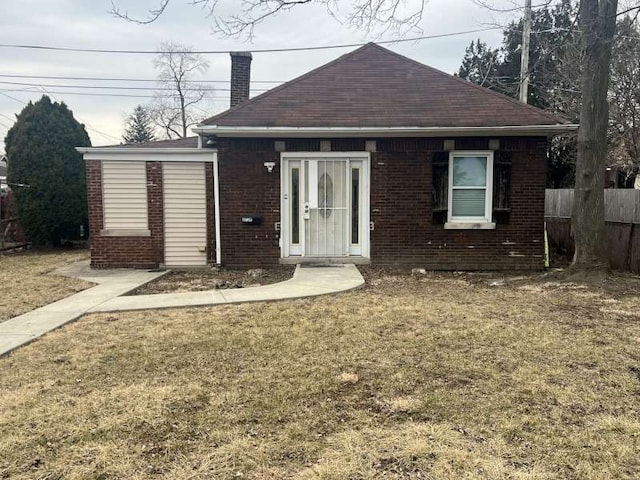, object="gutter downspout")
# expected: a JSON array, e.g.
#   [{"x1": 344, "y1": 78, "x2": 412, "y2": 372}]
[{"x1": 213, "y1": 151, "x2": 222, "y2": 266}]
